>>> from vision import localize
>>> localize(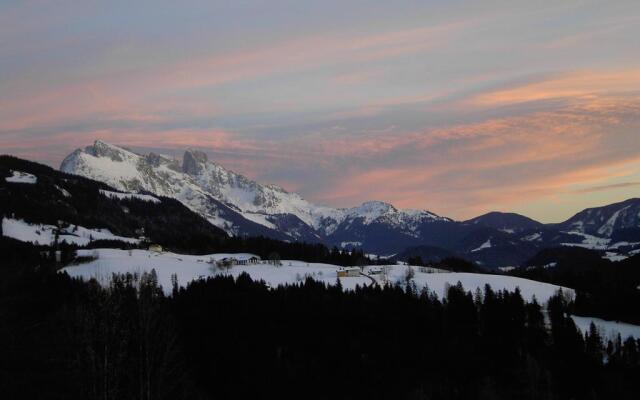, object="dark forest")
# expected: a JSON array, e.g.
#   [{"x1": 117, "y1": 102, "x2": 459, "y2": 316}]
[{"x1": 1, "y1": 249, "x2": 639, "y2": 400}]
